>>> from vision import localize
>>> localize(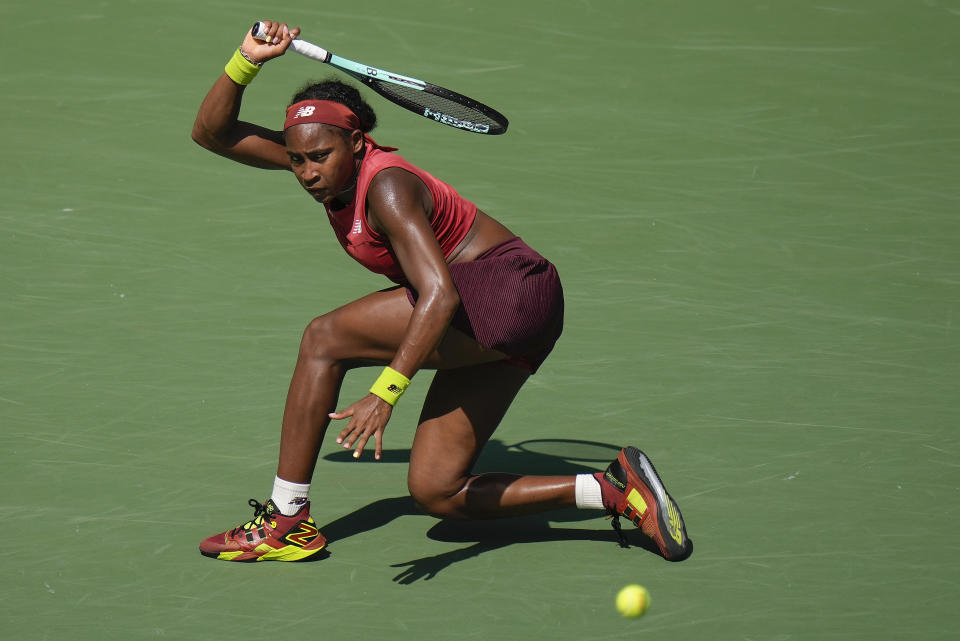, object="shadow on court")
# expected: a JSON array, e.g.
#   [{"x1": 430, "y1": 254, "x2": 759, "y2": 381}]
[
  {"x1": 394, "y1": 518, "x2": 660, "y2": 584},
  {"x1": 317, "y1": 438, "x2": 663, "y2": 582},
  {"x1": 320, "y1": 437, "x2": 623, "y2": 472}
]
